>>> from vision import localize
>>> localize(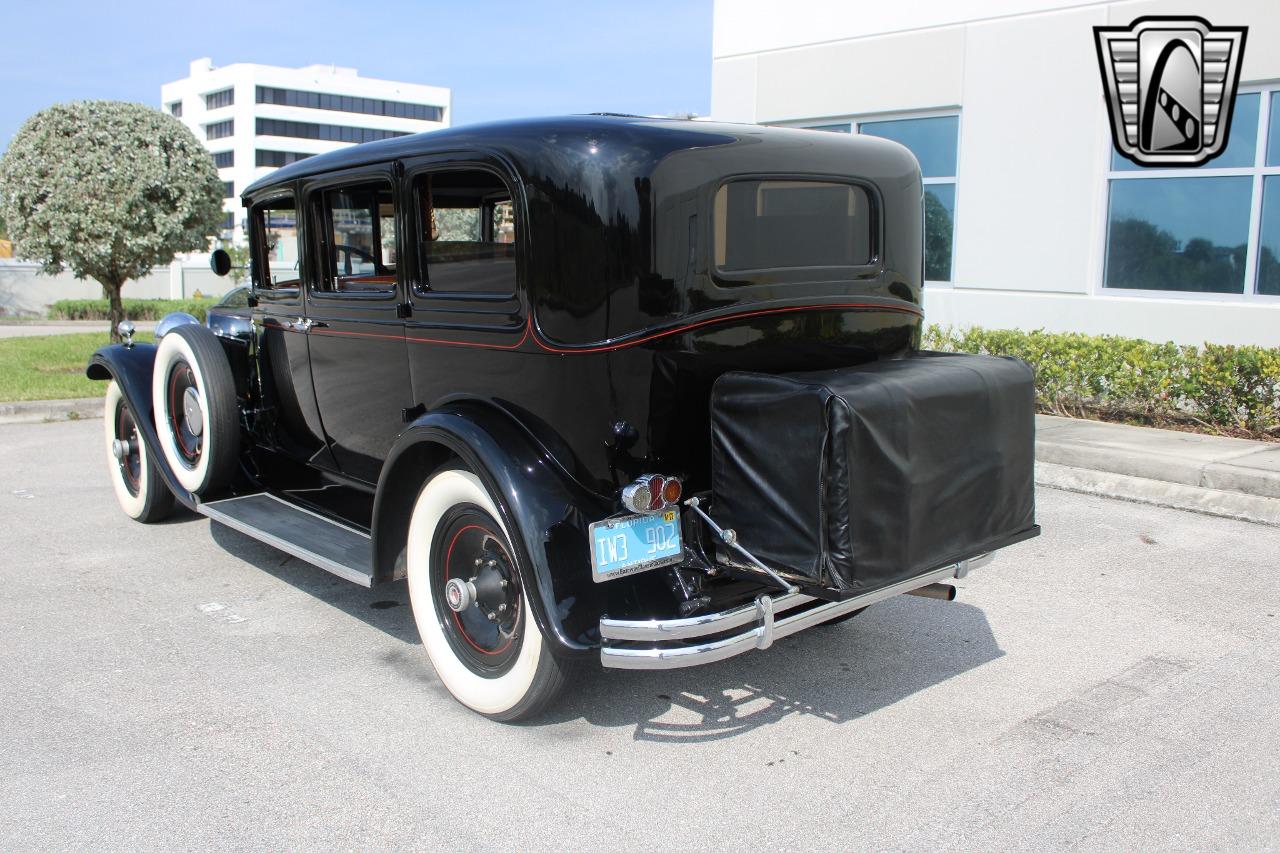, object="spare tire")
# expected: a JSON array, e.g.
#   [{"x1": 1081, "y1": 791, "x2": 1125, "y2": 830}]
[{"x1": 152, "y1": 323, "x2": 239, "y2": 495}]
